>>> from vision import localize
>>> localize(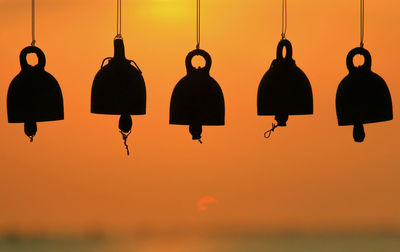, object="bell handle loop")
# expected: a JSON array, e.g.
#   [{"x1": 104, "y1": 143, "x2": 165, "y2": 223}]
[
  {"x1": 129, "y1": 60, "x2": 142, "y2": 73},
  {"x1": 185, "y1": 49, "x2": 212, "y2": 74},
  {"x1": 20, "y1": 46, "x2": 46, "y2": 70},
  {"x1": 276, "y1": 39, "x2": 293, "y2": 61},
  {"x1": 100, "y1": 57, "x2": 112, "y2": 68},
  {"x1": 346, "y1": 47, "x2": 372, "y2": 72}
]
